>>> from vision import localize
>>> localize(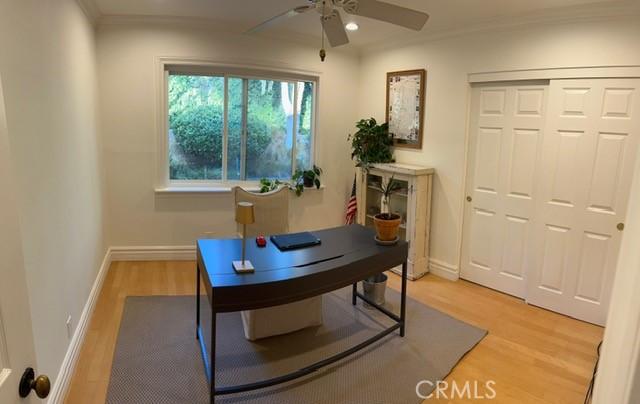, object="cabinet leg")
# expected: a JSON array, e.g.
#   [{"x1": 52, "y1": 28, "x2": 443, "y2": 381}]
[
  {"x1": 400, "y1": 262, "x2": 407, "y2": 337},
  {"x1": 352, "y1": 283, "x2": 357, "y2": 305}
]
